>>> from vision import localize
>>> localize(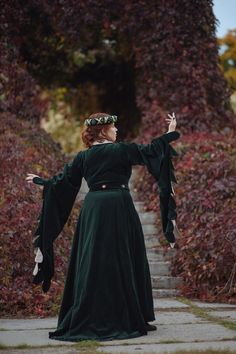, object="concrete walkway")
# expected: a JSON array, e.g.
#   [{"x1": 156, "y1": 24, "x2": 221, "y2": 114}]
[{"x1": 1, "y1": 298, "x2": 236, "y2": 353}]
